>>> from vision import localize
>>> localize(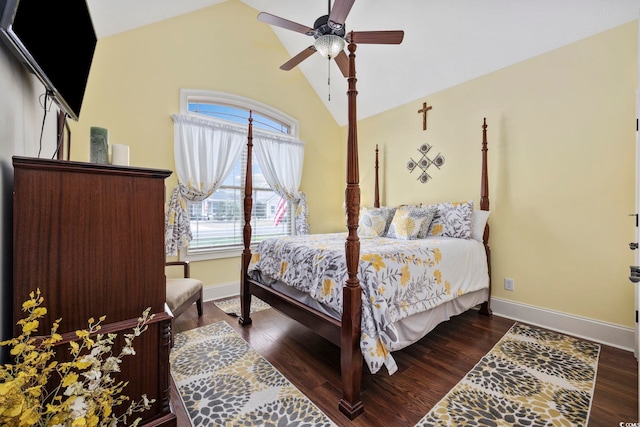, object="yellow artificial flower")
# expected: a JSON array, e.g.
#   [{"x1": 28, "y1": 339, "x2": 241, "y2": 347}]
[
  {"x1": 22, "y1": 298, "x2": 38, "y2": 311},
  {"x1": 10, "y1": 342, "x2": 26, "y2": 356},
  {"x1": 75, "y1": 330, "x2": 90, "y2": 339},
  {"x1": 72, "y1": 416, "x2": 87, "y2": 426},
  {"x1": 31, "y1": 307, "x2": 47, "y2": 318},
  {"x1": 42, "y1": 334, "x2": 63, "y2": 347},
  {"x1": 19, "y1": 407, "x2": 39, "y2": 426},
  {"x1": 102, "y1": 403, "x2": 112, "y2": 418},
  {"x1": 45, "y1": 403, "x2": 59, "y2": 415},
  {"x1": 62, "y1": 372, "x2": 79, "y2": 388},
  {"x1": 26, "y1": 385, "x2": 42, "y2": 398},
  {"x1": 0, "y1": 381, "x2": 24, "y2": 418},
  {"x1": 74, "y1": 359, "x2": 93, "y2": 370},
  {"x1": 0, "y1": 290, "x2": 155, "y2": 427},
  {"x1": 22, "y1": 320, "x2": 39, "y2": 335},
  {"x1": 87, "y1": 413, "x2": 99, "y2": 427}
]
